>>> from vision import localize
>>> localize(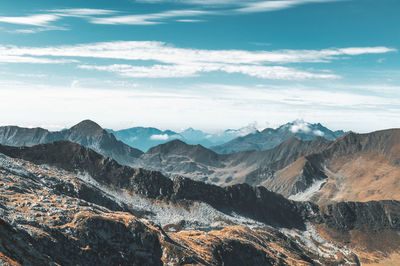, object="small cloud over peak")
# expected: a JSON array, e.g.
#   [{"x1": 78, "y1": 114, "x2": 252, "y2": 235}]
[
  {"x1": 313, "y1": 129, "x2": 325, "y2": 136},
  {"x1": 150, "y1": 134, "x2": 170, "y2": 140},
  {"x1": 289, "y1": 120, "x2": 311, "y2": 133},
  {"x1": 225, "y1": 121, "x2": 259, "y2": 137}
]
